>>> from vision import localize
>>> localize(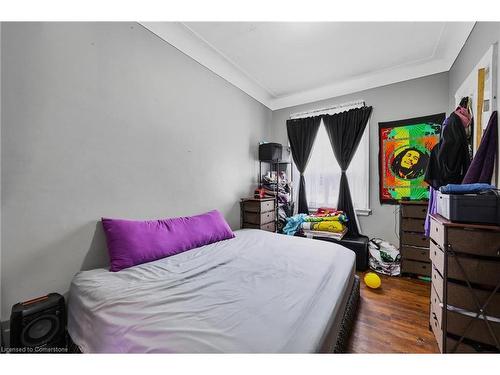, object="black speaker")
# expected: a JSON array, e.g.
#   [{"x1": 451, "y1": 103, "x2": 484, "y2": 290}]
[{"x1": 10, "y1": 293, "x2": 66, "y2": 351}]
